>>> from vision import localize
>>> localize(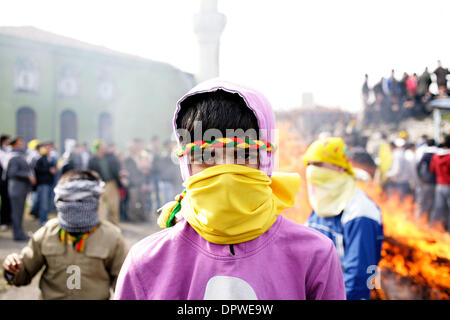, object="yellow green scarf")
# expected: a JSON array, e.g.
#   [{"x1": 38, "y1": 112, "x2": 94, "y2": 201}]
[
  {"x1": 158, "y1": 164, "x2": 301, "y2": 244},
  {"x1": 58, "y1": 223, "x2": 101, "y2": 252}
]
